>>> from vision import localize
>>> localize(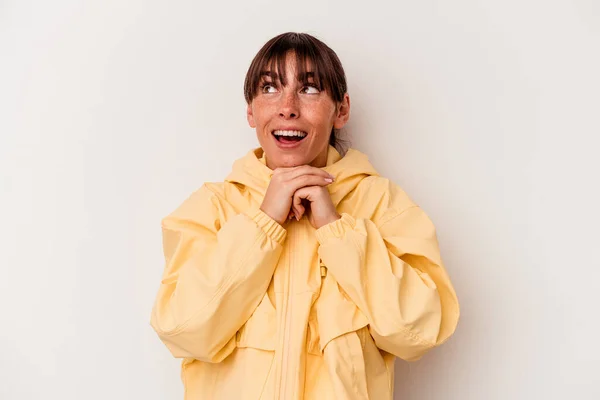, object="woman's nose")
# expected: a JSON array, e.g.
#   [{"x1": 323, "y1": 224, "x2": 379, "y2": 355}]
[{"x1": 279, "y1": 91, "x2": 299, "y2": 119}]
